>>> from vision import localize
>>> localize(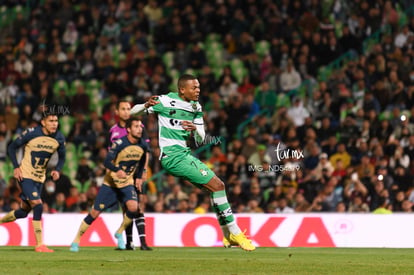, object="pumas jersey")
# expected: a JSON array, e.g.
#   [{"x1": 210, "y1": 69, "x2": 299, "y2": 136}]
[
  {"x1": 104, "y1": 136, "x2": 147, "y2": 188},
  {"x1": 146, "y1": 92, "x2": 204, "y2": 156},
  {"x1": 8, "y1": 126, "x2": 66, "y2": 183}
]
